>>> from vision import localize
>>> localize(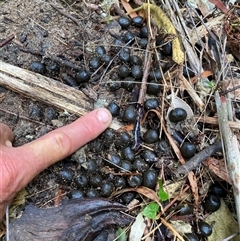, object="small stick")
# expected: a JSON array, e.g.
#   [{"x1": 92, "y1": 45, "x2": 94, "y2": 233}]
[{"x1": 0, "y1": 34, "x2": 15, "y2": 48}]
